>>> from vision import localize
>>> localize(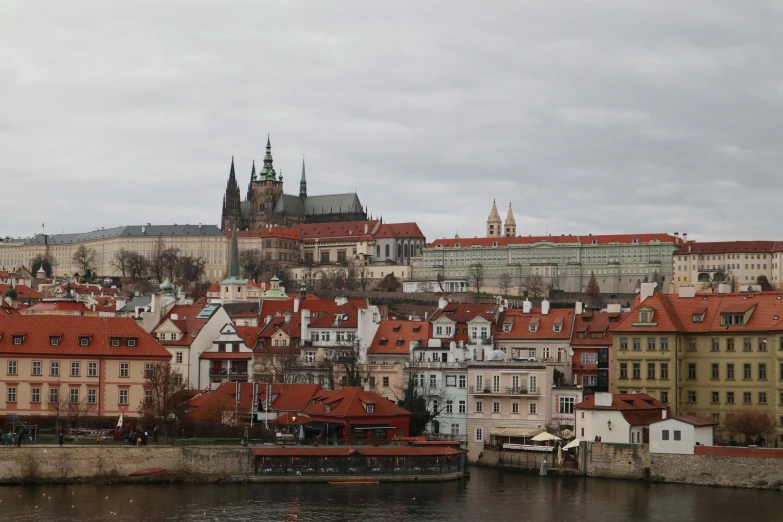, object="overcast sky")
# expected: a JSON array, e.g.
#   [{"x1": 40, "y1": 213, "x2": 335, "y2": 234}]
[{"x1": 2, "y1": 1, "x2": 783, "y2": 242}]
